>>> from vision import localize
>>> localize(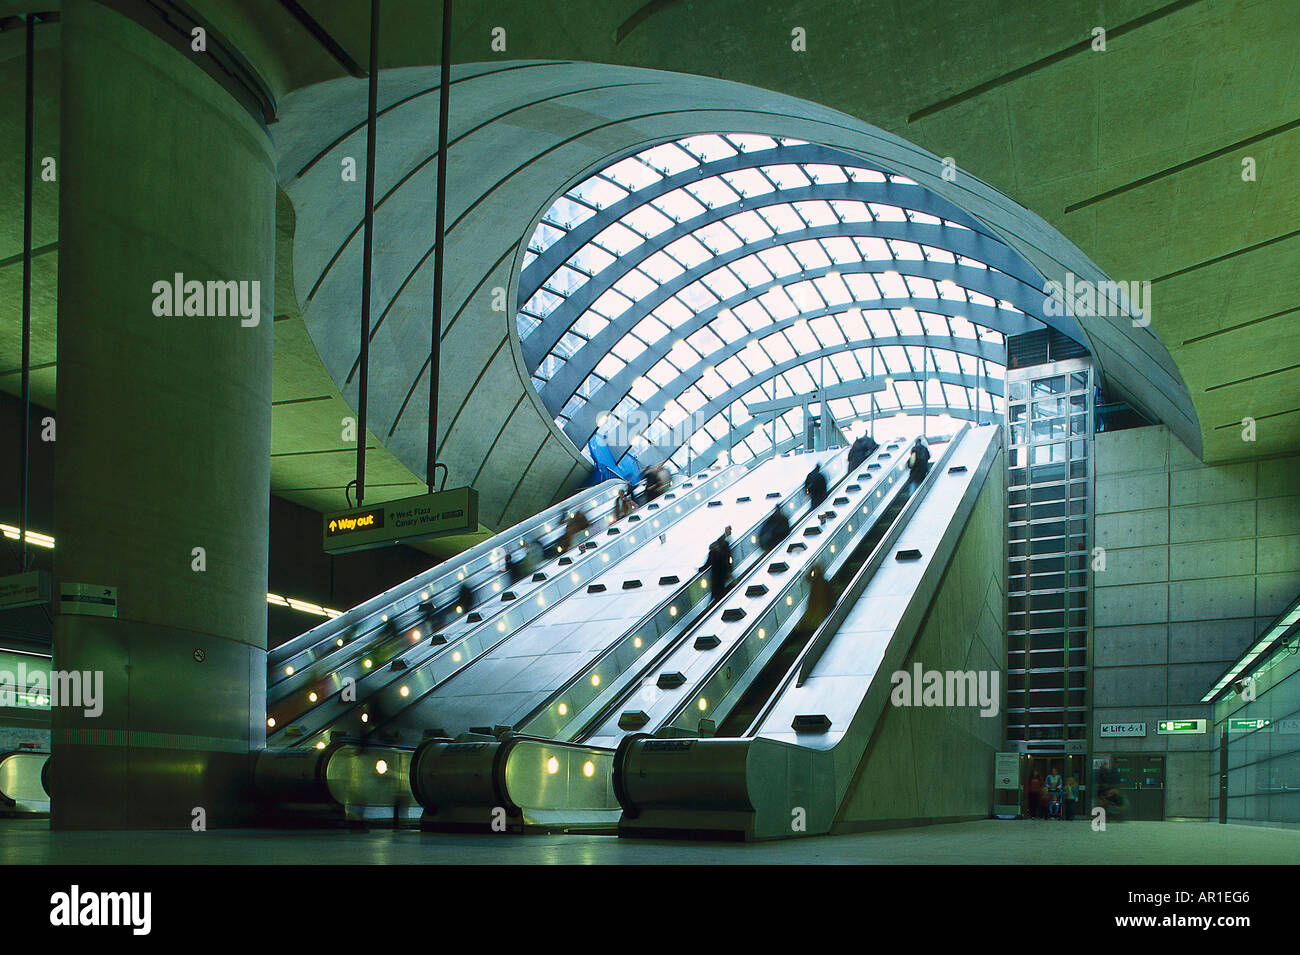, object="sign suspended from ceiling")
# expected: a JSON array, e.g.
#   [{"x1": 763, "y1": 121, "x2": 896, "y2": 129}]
[{"x1": 323, "y1": 487, "x2": 479, "y2": 554}]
